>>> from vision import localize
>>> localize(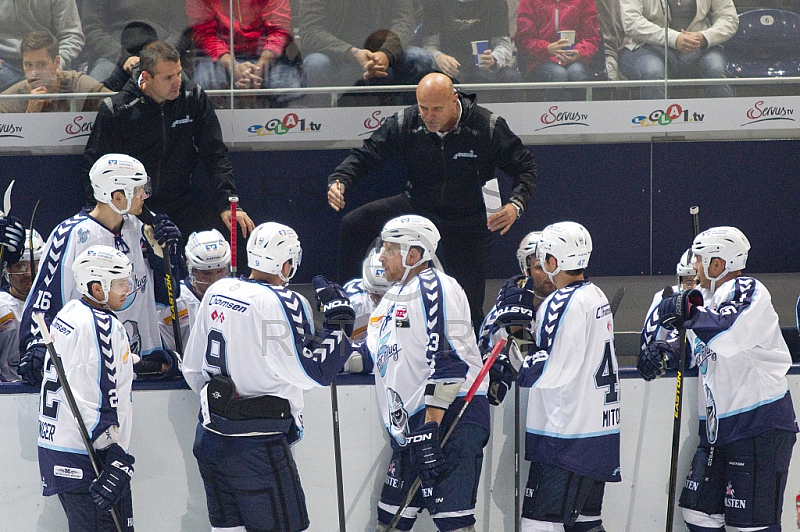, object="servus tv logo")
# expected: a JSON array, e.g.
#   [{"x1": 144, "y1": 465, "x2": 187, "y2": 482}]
[
  {"x1": 360, "y1": 109, "x2": 391, "y2": 136},
  {"x1": 0, "y1": 122, "x2": 24, "y2": 138},
  {"x1": 741, "y1": 100, "x2": 795, "y2": 126},
  {"x1": 535, "y1": 105, "x2": 589, "y2": 130},
  {"x1": 60, "y1": 115, "x2": 93, "y2": 141},
  {"x1": 631, "y1": 103, "x2": 704, "y2": 127},
  {"x1": 248, "y1": 113, "x2": 322, "y2": 136}
]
